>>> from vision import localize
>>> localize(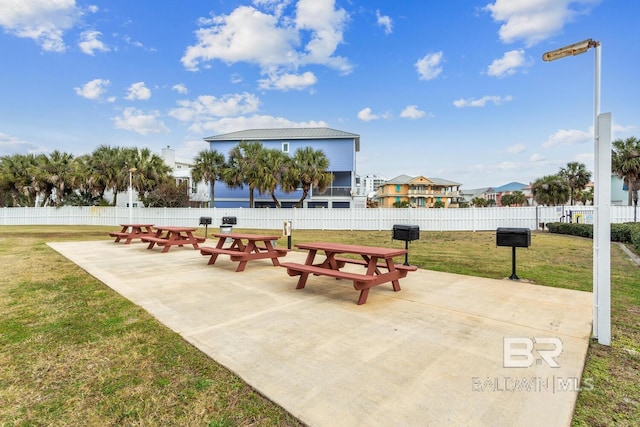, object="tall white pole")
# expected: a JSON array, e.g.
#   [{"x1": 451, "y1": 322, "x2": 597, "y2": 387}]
[
  {"x1": 592, "y1": 42, "x2": 611, "y2": 345},
  {"x1": 592, "y1": 43, "x2": 600, "y2": 340},
  {"x1": 596, "y1": 112, "x2": 612, "y2": 346},
  {"x1": 542, "y1": 40, "x2": 610, "y2": 345}
]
